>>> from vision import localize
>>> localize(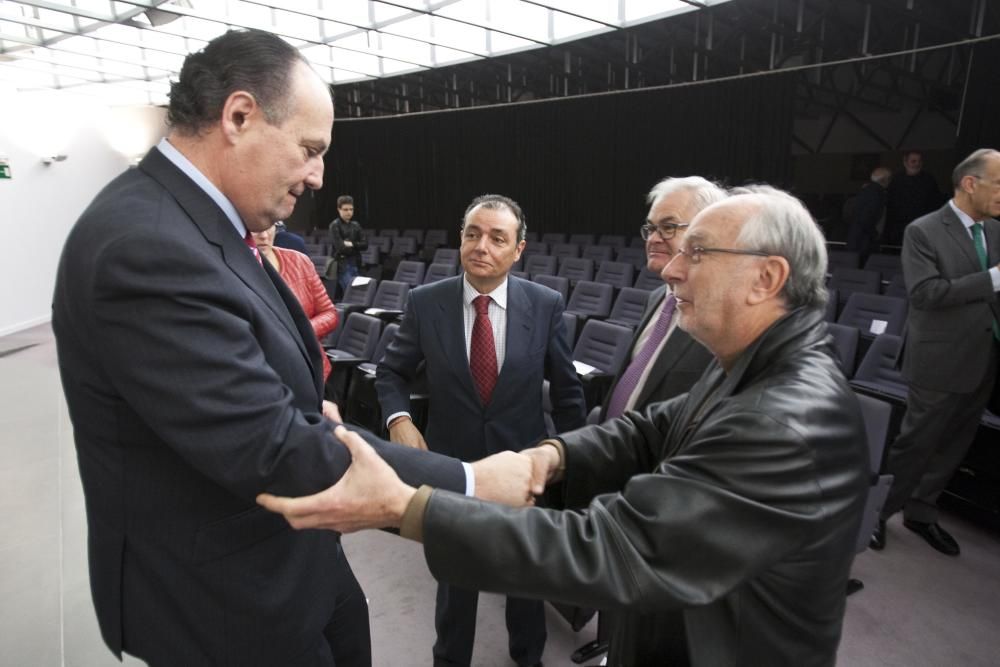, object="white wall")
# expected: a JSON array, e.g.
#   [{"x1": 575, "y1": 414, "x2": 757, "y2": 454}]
[{"x1": 0, "y1": 88, "x2": 167, "y2": 336}]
